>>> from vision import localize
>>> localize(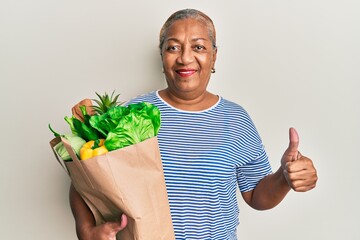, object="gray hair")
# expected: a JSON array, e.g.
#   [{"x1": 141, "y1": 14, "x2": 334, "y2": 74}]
[{"x1": 159, "y1": 9, "x2": 217, "y2": 52}]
